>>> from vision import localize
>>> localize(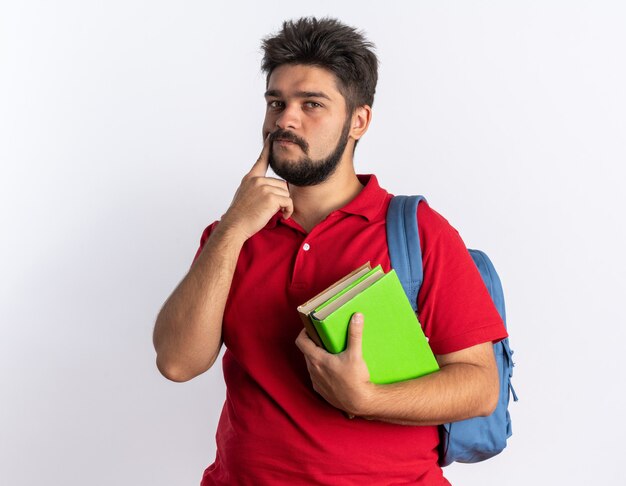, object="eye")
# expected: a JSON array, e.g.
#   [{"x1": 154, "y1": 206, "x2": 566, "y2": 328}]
[
  {"x1": 267, "y1": 100, "x2": 284, "y2": 109},
  {"x1": 304, "y1": 101, "x2": 322, "y2": 109}
]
